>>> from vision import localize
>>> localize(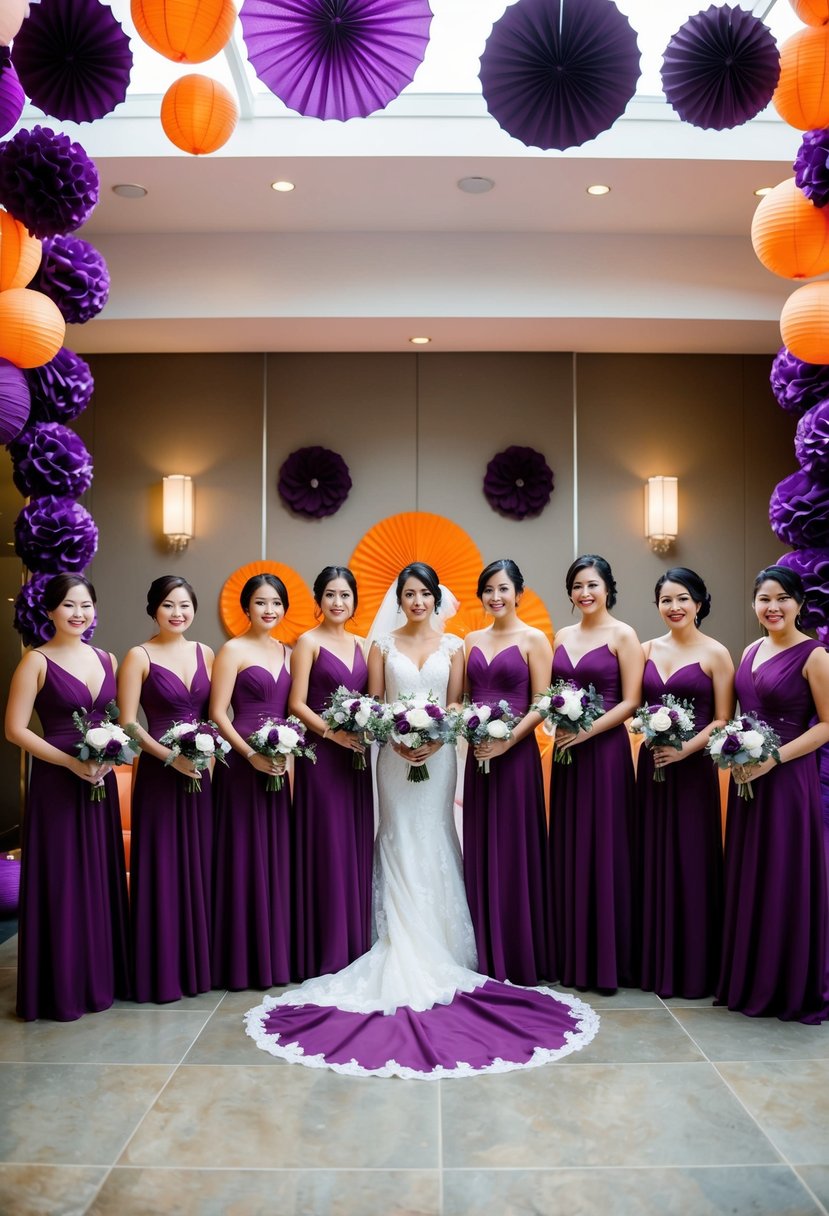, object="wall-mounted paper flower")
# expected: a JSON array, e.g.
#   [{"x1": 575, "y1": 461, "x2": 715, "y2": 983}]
[
  {"x1": 15, "y1": 495, "x2": 98, "y2": 573},
  {"x1": 9, "y1": 421, "x2": 93, "y2": 499},
  {"x1": 770, "y1": 345, "x2": 829, "y2": 416},
  {"x1": 483, "y1": 445, "x2": 554, "y2": 519},
  {"x1": 25, "y1": 347, "x2": 94, "y2": 424},
  {"x1": 795, "y1": 399, "x2": 829, "y2": 480},
  {"x1": 794, "y1": 128, "x2": 829, "y2": 209},
  {"x1": 777, "y1": 547, "x2": 829, "y2": 630},
  {"x1": 13, "y1": 570, "x2": 96, "y2": 647},
  {"x1": 769, "y1": 469, "x2": 829, "y2": 549},
  {"x1": 277, "y1": 445, "x2": 352, "y2": 518},
  {"x1": 0, "y1": 125, "x2": 99, "y2": 239},
  {"x1": 31, "y1": 235, "x2": 110, "y2": 325}
]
